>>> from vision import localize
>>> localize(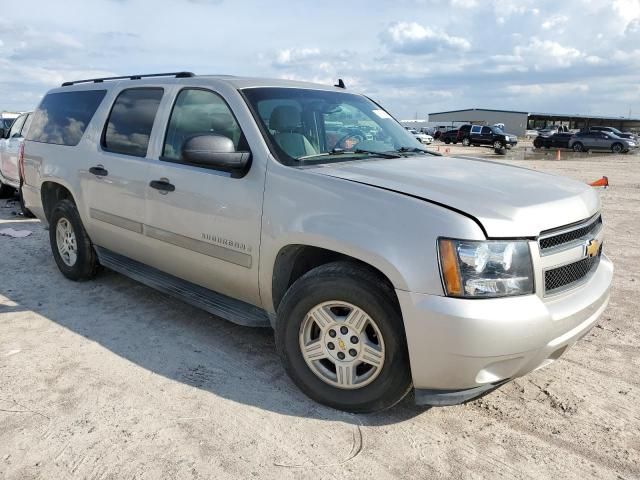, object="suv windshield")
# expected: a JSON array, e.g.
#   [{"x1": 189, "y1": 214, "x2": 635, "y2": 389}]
[{"x1": 242, "y1": 87, "x2": 427, "y2": 164}]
